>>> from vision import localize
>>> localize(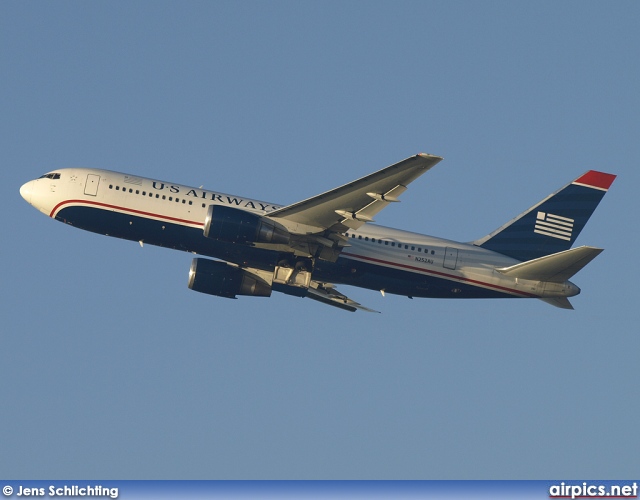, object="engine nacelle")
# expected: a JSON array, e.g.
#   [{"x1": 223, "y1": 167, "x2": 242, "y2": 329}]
[
  {"x1": 203, "y1": 205, "x2": 290, "y2": 245},
  {"x1": 188, "y1": 258, "x2": 271, "y2": 298}
]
